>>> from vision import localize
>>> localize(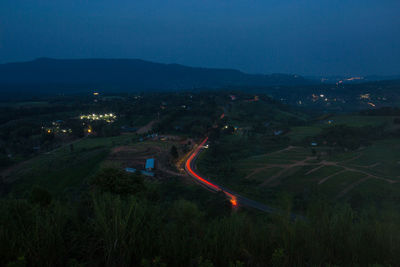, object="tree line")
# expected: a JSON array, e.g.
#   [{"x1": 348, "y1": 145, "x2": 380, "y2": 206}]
[{"x1": 1, "y1": 168, "x2": 399, "y2": 266}]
